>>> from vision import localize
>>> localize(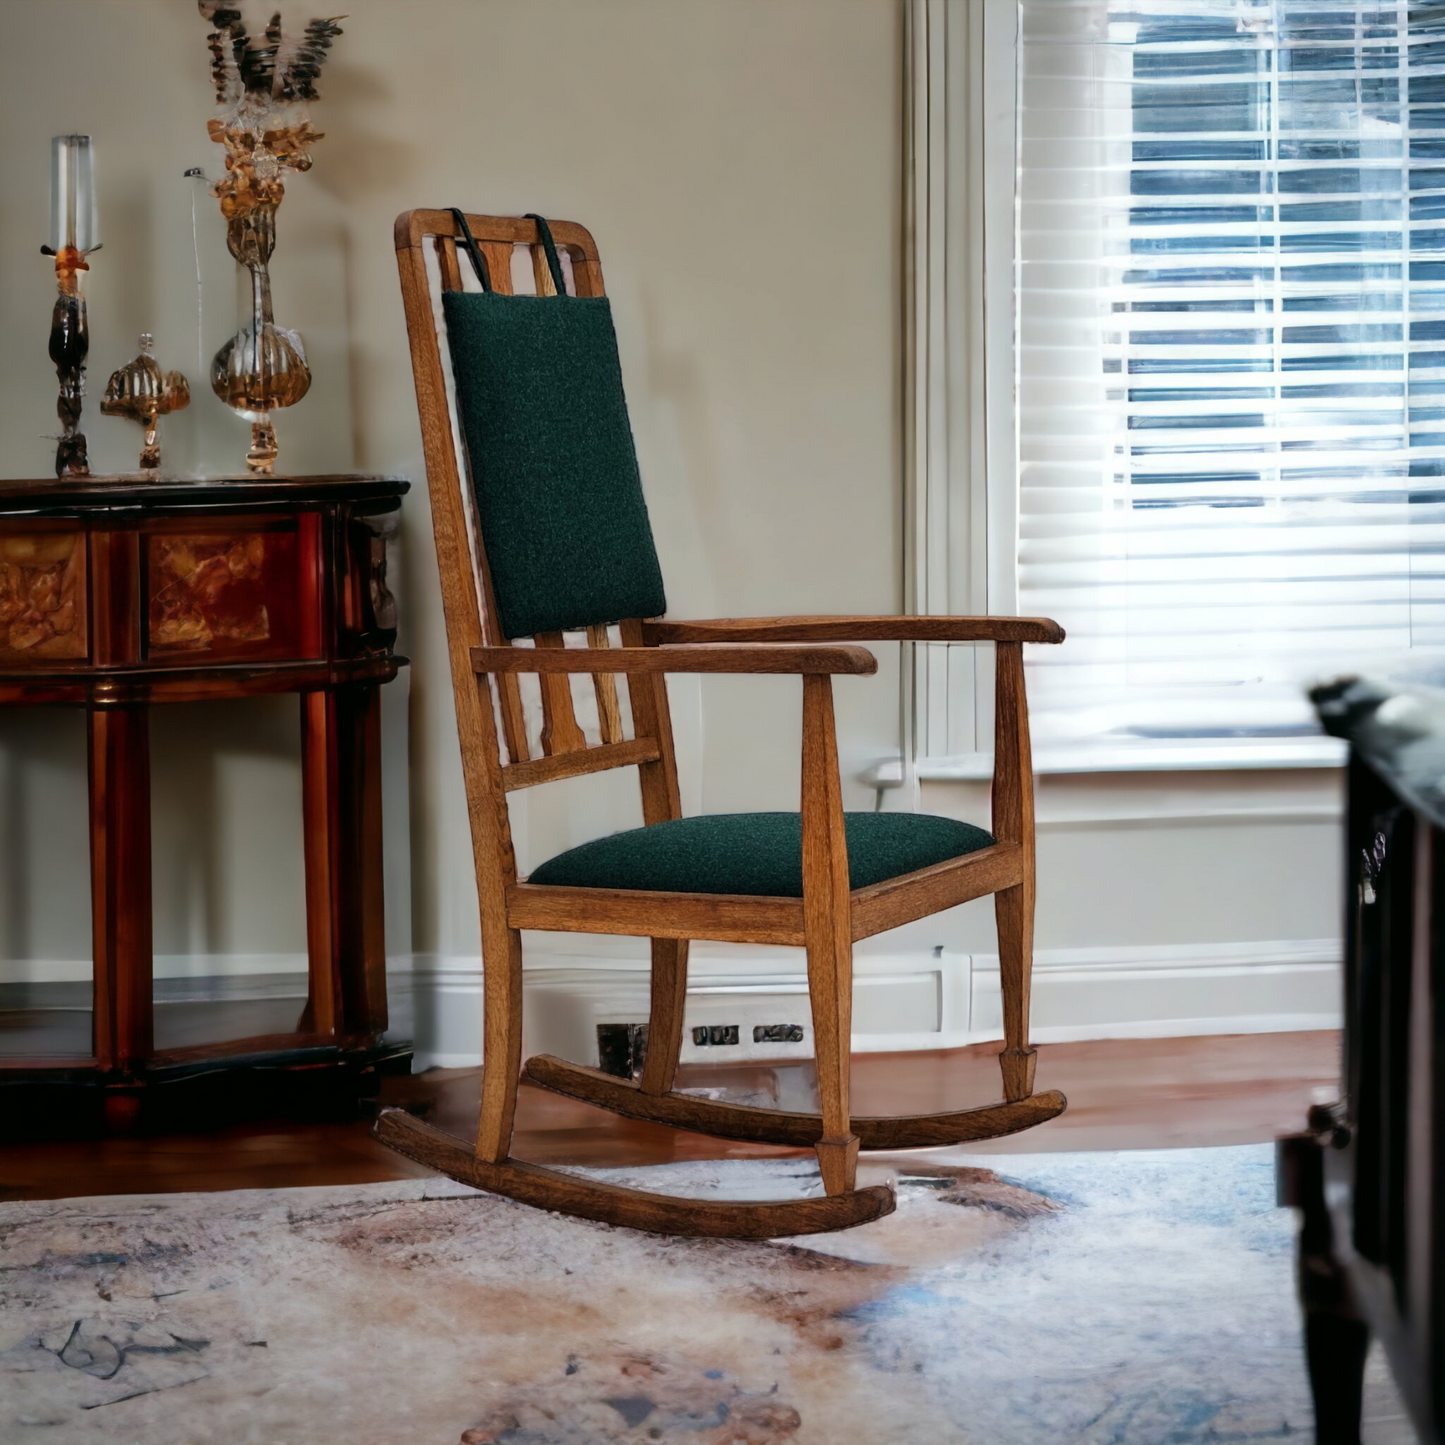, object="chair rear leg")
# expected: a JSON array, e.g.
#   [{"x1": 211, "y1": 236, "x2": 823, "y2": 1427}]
[
  {"x1": 995, "y1": 882, "x2": 1037, "y2": 1102},
  {"x1": 475, "y1": 925, "x2": 526, "y2": 1163},
  {"x1": 639, "y1": 938, "x2": 690, "y2": 1096}
]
